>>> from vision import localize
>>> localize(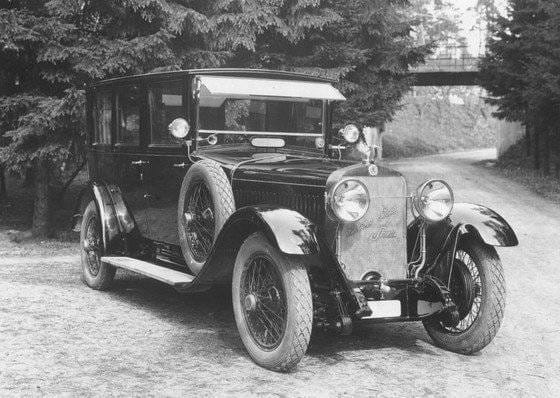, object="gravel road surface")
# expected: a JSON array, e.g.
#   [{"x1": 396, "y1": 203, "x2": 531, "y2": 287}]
[{"x1": 1, "y1": 149, "x2": 559, "y2": 397}]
